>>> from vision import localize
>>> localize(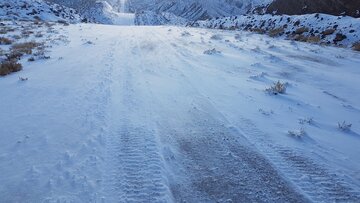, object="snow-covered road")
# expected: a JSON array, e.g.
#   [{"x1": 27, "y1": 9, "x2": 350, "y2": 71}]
[{"x1": 1, "y1": 24, "x2": 360, "y2": 202}]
